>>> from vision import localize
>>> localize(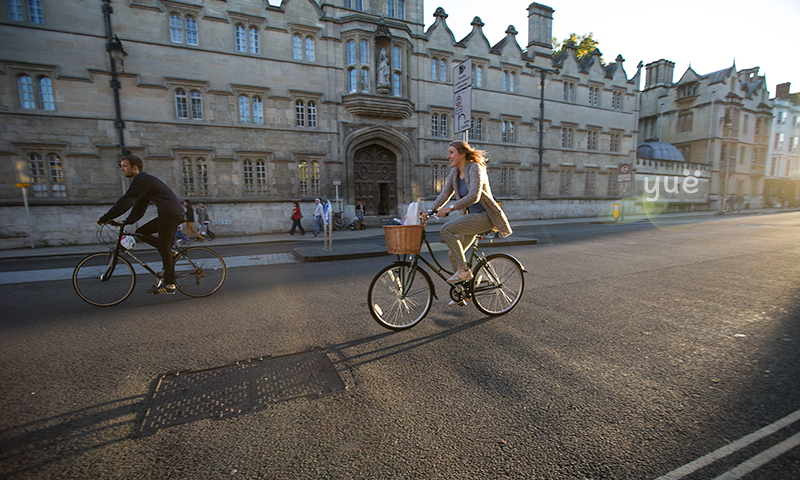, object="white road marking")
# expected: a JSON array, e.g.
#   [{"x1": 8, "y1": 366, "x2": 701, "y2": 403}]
[
  {"x1": 712, "y1": 431, "x2": 800, "y2": 479},
  {"x1": 0, "y1": 253, "x2": 298, "y2": 285},
  {"x1": 655, "y1": 409, "x2": 800, "y2": 480}
]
